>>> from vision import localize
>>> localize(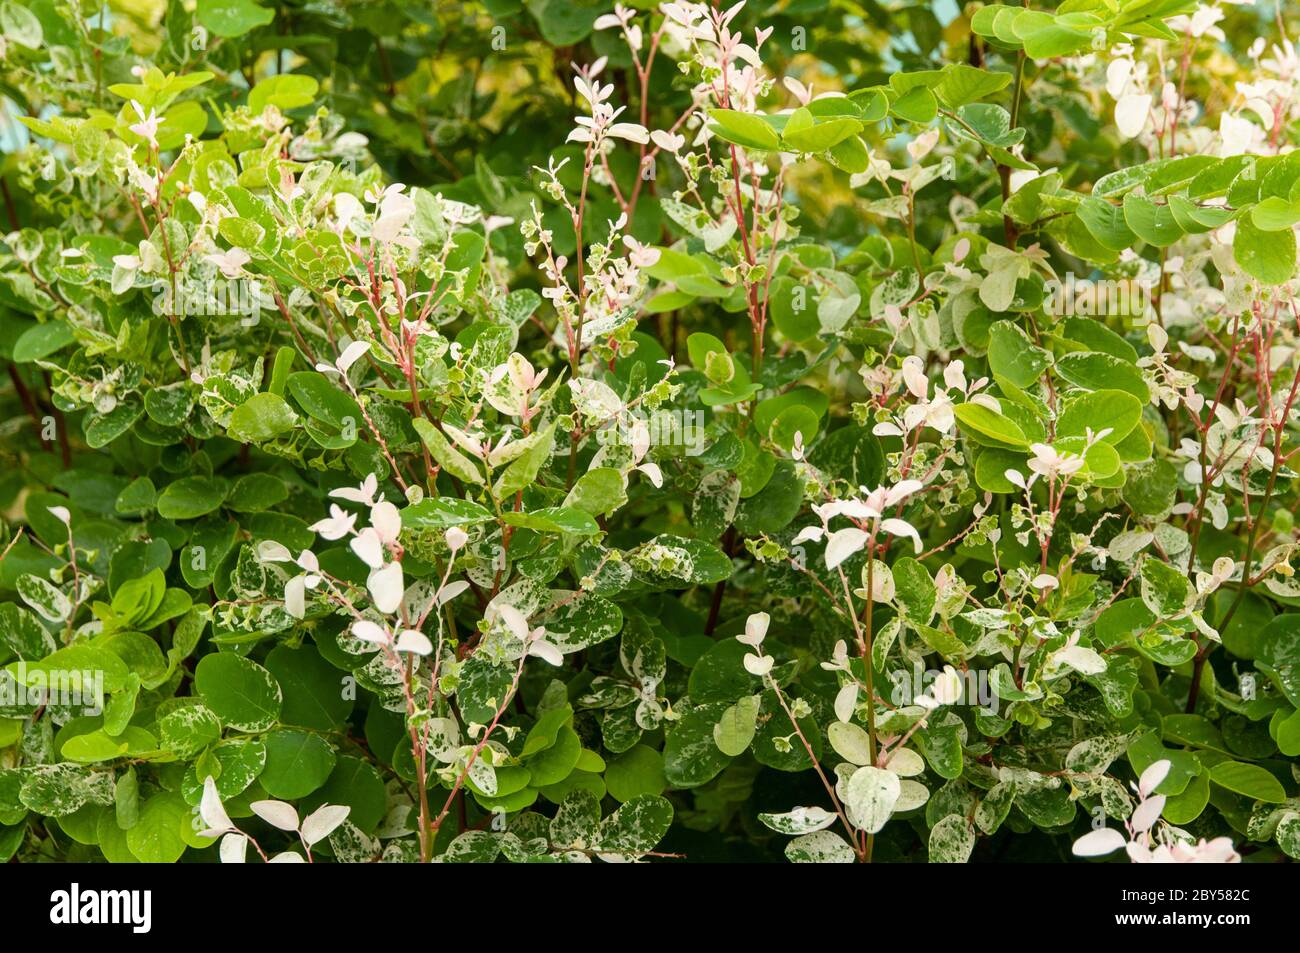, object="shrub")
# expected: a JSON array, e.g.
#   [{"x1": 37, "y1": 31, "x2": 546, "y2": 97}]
[{"x1": 1, "y1": 0, "x2": 1298, "y2": 864}]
